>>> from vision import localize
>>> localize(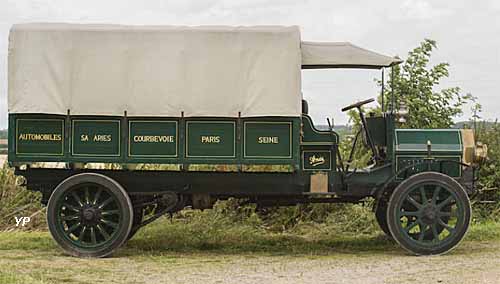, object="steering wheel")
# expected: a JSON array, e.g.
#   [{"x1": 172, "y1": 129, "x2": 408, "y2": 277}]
[{"x1": 341, "y1": 98, "x2": 375, "y2": 112}]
